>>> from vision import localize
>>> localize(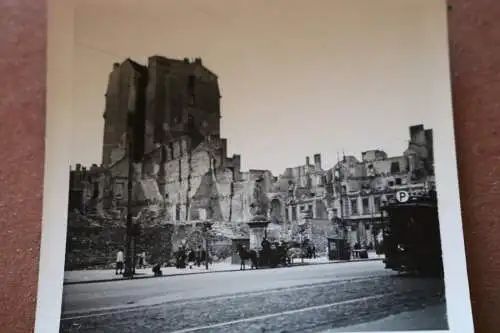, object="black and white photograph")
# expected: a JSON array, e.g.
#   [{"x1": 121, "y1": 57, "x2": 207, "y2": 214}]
[{"x1": 44, "y1": 1, "x2": 472, "y2": 332}]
